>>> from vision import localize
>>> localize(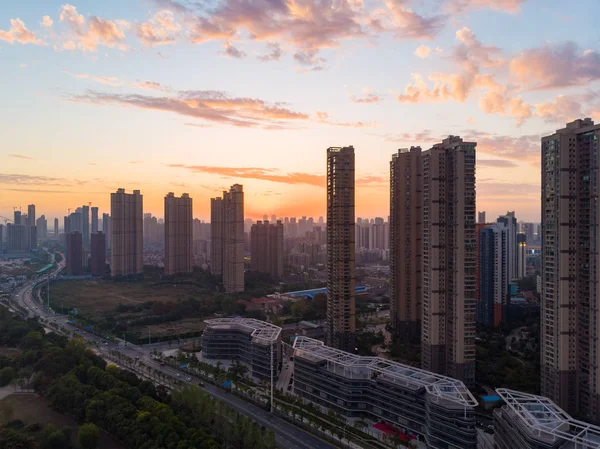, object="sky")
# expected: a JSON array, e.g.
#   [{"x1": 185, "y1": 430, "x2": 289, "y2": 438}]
[{"x1": 1, "y1": 0, "x2": 599, "y2": 223}]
